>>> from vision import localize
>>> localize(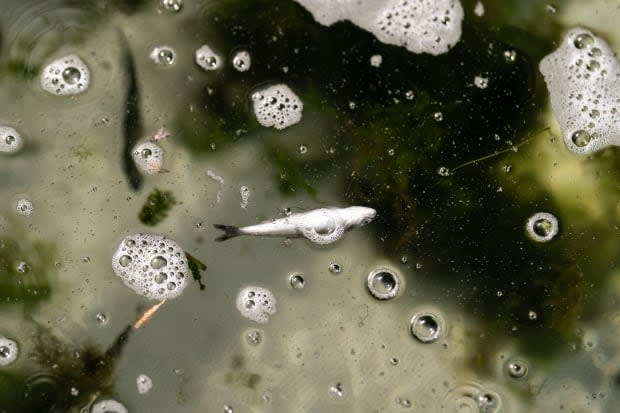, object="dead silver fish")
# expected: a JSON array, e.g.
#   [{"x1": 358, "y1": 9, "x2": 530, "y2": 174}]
[{"x1": 214, "y1": 206, "x2": 376, "y2": 244}]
